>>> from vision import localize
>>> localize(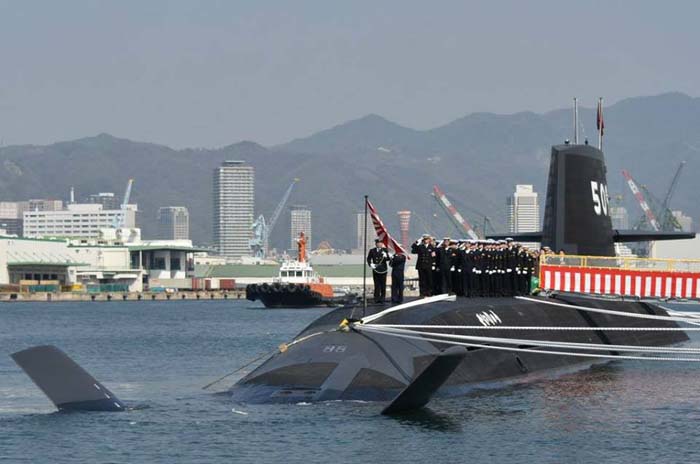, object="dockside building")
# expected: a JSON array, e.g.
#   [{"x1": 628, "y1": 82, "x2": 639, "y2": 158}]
[{"x1": 23, "y1": 203, "x2": 137, "y2": 239}]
